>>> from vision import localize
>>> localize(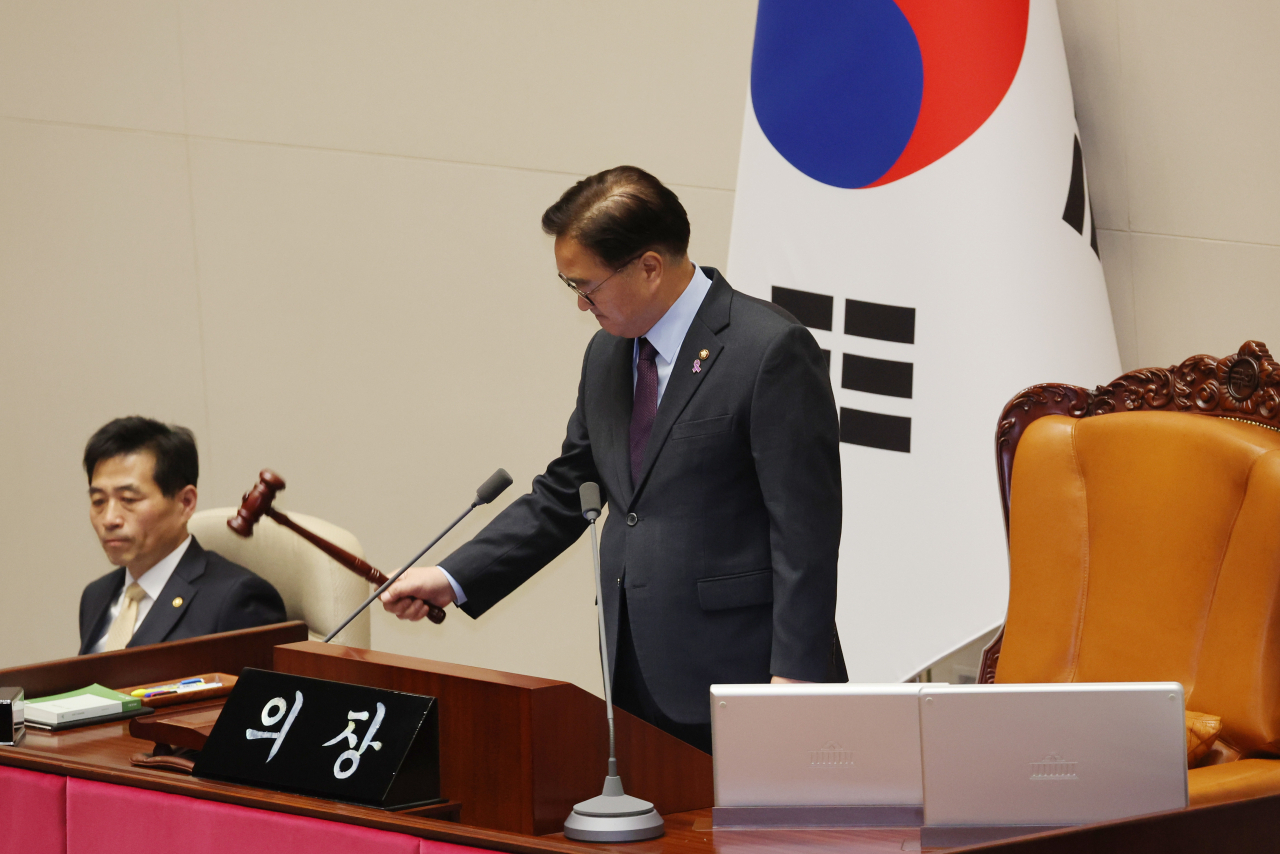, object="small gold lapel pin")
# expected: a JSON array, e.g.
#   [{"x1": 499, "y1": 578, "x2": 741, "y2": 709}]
[
  {"x1": 699, "y1": 349, "x2": 710, "y2": 360},
  {"x1": 172, "y1": 596, "x2": 184, "y2": 608}
]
